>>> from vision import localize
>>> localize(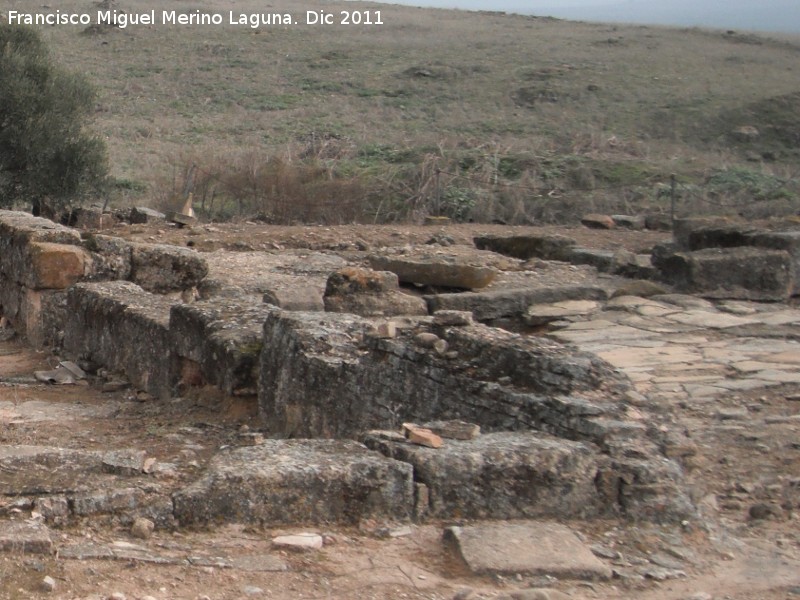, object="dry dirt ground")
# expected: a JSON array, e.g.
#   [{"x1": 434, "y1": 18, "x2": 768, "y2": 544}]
[{"x1": 1, "y1": 223, "x2": 799, "y2": 600}]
